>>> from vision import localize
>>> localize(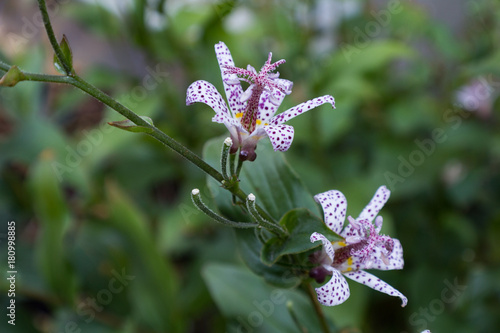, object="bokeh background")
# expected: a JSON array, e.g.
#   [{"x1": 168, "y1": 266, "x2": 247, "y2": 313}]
[{"x1": 1, "y1": 0, "x2": 499, "y2": 332}]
